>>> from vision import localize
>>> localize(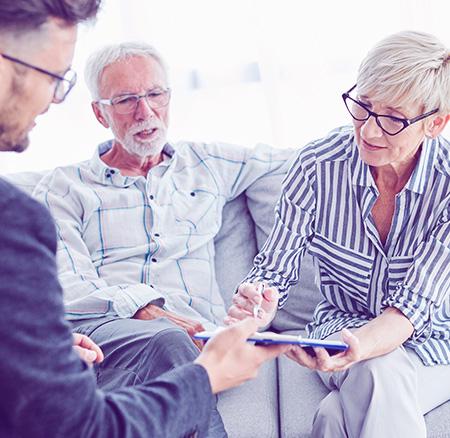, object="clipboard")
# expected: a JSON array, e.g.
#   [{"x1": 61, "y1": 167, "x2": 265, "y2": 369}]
[{"x1": 194, "y1": 330, "x2": 348, "y2": 356}]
